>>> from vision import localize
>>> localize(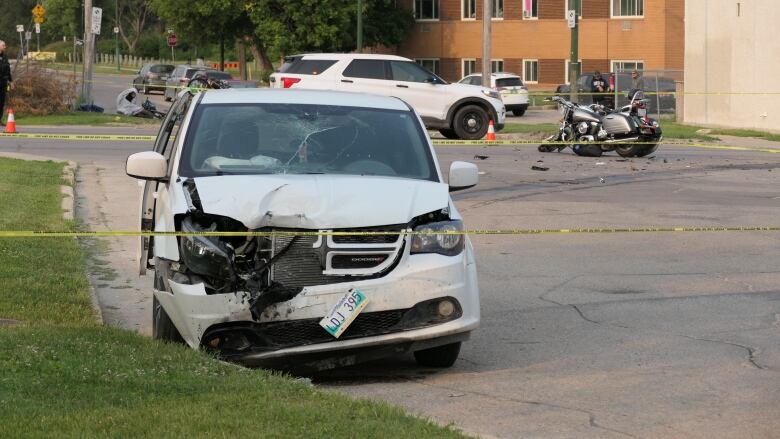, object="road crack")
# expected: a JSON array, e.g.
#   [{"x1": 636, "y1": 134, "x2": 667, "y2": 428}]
[
  {"x1": 678, "y1": 335, "x2": 767, "y2": 370},
  {"x1": 407, "y1": 378, "x2": 645, "y2": 439}
]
